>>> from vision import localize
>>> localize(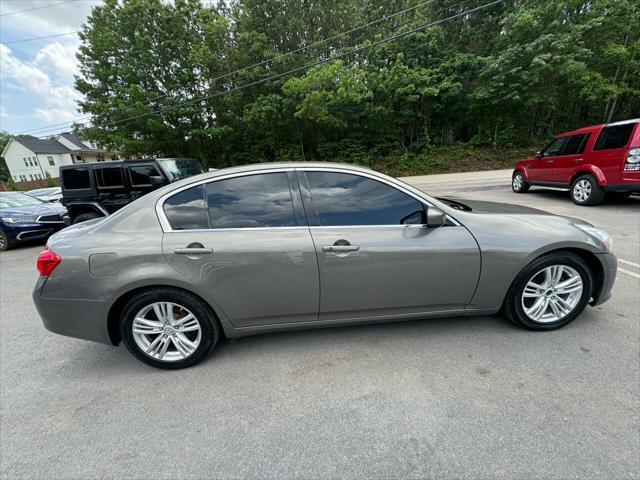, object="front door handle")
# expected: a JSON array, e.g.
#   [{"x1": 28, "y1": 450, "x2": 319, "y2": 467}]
[
  {"x1": 174, "y1": 247, "x2": 213, "y2": 255},
  {"x1": 322, "y1": 245, "x2": 360, "y2": 252},
  {"x1": 174, "y1": 242, "x2": 212, "y2": 255}
]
